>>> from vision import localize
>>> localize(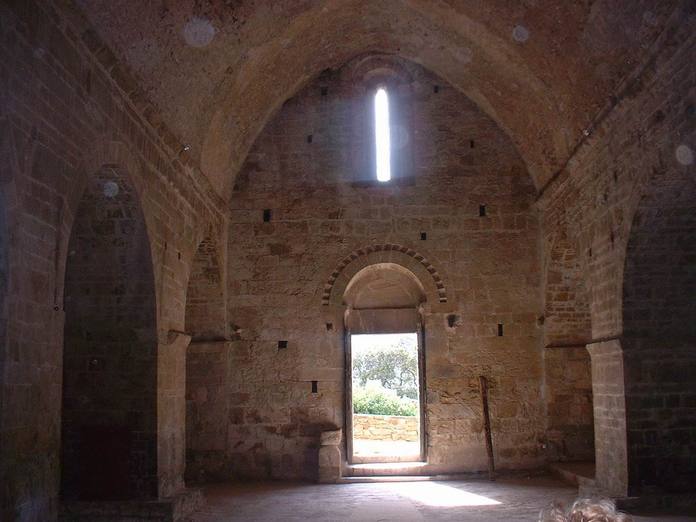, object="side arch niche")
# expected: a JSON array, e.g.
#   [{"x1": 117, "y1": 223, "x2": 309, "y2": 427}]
[
  {"x1": 542, "y1": 232, "x2": 594, "y2": 462},
  {"x1": 61, "y1": 165, "x2": 158, "y2": 500},
  {"x1": 621, "y1": 166, "x2": 696, "y2": 494}
]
